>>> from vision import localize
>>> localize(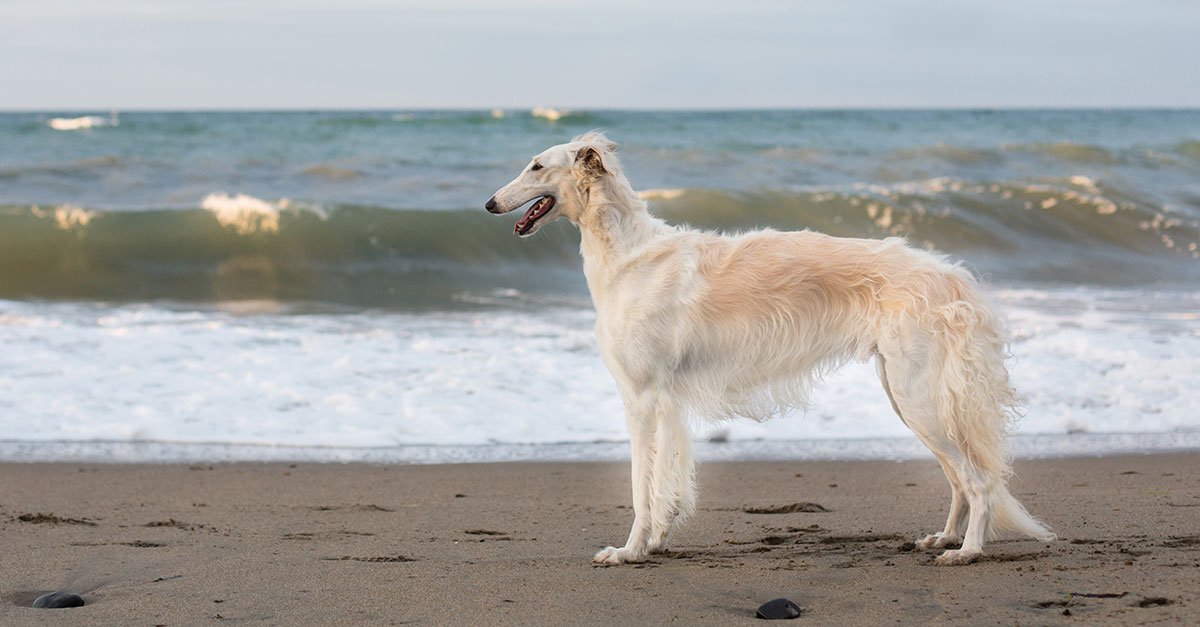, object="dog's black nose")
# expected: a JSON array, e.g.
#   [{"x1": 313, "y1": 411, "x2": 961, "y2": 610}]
[{"x1": 485, "y1": 197, "x2": 497, "y2": 213}]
